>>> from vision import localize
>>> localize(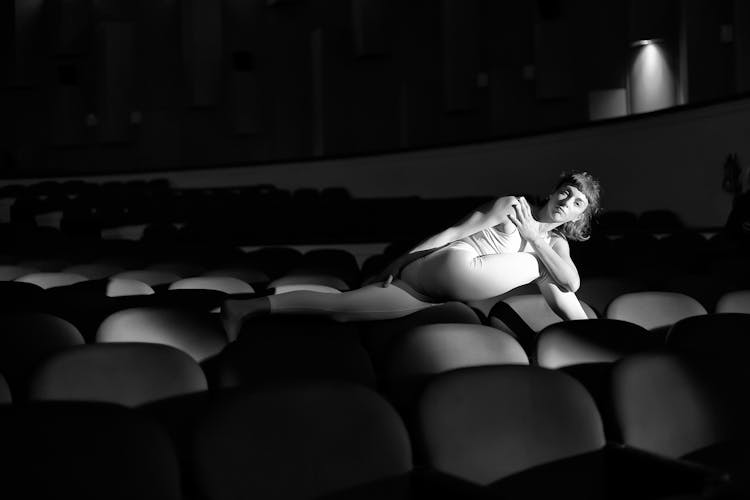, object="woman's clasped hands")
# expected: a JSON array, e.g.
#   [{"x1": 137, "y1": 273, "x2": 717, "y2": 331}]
[{"x1": 508, "y1": 196, "x2": 544, "y2": 242}]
